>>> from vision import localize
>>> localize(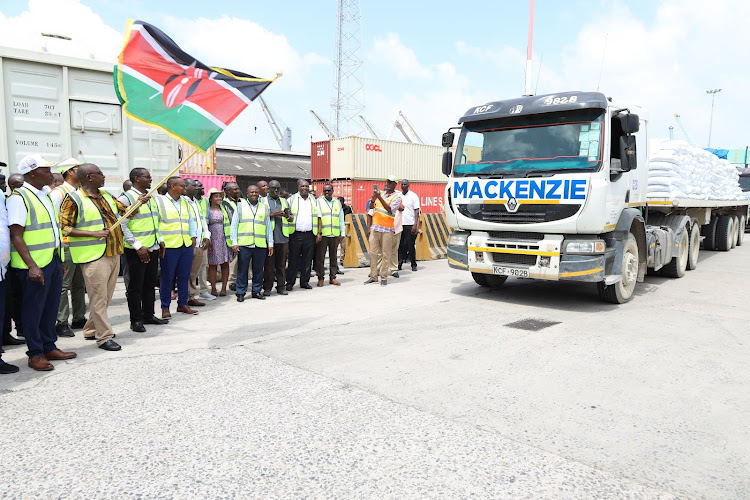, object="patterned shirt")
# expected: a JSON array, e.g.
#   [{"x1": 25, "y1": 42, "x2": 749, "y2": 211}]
[
  {"x1": 371, "y1": 191, "x2": 402, "y2": 233},
  {"x1": 60, "y1": 188, "x2": 130, "y2": 257}
]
